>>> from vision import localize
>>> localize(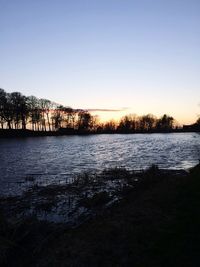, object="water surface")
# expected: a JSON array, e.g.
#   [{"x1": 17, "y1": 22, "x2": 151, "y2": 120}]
[{"x1": 0, "y1": 133, "x2": 199, "y2": 195}]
